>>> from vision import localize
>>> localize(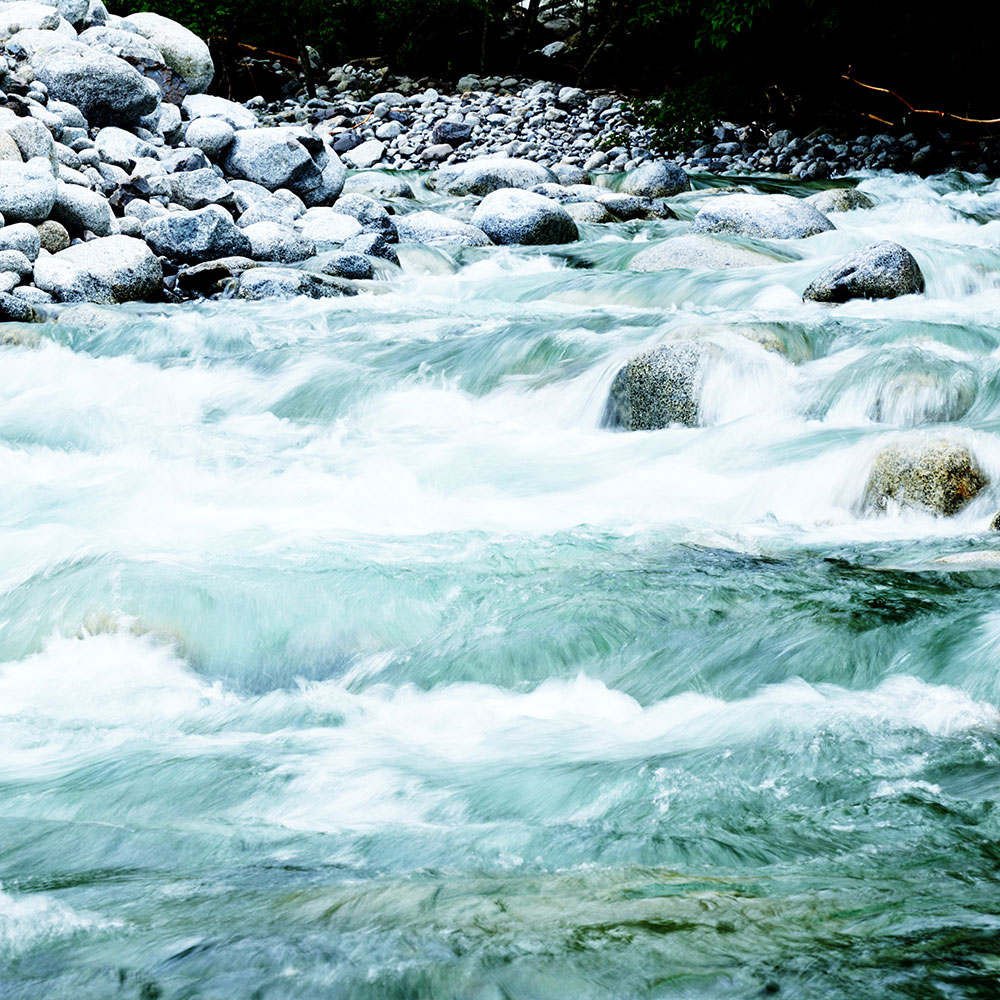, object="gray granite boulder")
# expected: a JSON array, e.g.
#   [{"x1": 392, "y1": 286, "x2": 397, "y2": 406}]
[
  {"x1": 602, "y1": 341, "x2": 720, "y2": 430},
  {"x1": 0, "y1": 157, "x2": 57, "y2": 222},
  {"x1": 141, "y1": 207, "x2": 251, "y2": 263},
  {"x1": 316, "y1": 251, "x2": 373, "y2": 279},
  {"x1": 0, "y1": 248, "x2": 33, "y2": 278},
  {"x1": 78, "y1": 25, "x2": 163, "y2": 62},
  {"x1": 123, "y1": 11, "x2": 213, "y2": 93},
  {"x1": 564, "y1": 201, "x2": 615, "y2": 224},
  {"x1": 394, "y1": 210, "x2": 492, "y2": 247},
  {"x1": 690, "y1": 194, "x2": 835, "y2": 240},
  {"x1": 431, "y1": 156, "x2": 558, "y2": 196},
  {"x1": 182, "y1": 93, "x2": 256, "y2": 130},
  {"x1": 0, "y1": 222, "x2": 41, "y2": 261},
  {"x1": 331, "y1": 192, "x2": 396, "y2": 238},
  {"x1": 51, "y1": 180, "x2": 113, "y2": 235},
  {"x1": 221, "y1": 128, "x2": 344, "y2": 206},
  {"x1": 0, "y1": 2, "x2": 61, "y2": 37},
  {"x1": 166, "y1": 169, "x2": 236, "y2": 211},
  {"x1": 620, "y1": 161, "x2": 689, "y2": 198},
  {"x1": 184, "y1": 117, "x2": 234, "y2": 159},
  {"x1": 242, "y1": 221, "x2": 315, "y2": 263},
  {"x1": 471, "y1": 188, "x2": 577, "y2": 245},
  {"x1": 864, "y1": 438, "x2": 988, "y2": 516},
  {"x1": 803, "y1": 241, "x2": 924, "y2": 302},
  {"x1": 94, "y1": 126, "x2": 160, "y2": 167},
  {"x1": 805, "y1": 188, "x2": 875, "y2": 213},
  {"x1": 33, "y1": 234, "x2": 162, "y2": 302},
  {"x1": 342, "y1": 139, "x2": 385, "y2": 170},
  {"x1": 629, "y1": 234, "x2": 778, "y2": 271},
  {"x1": 235, "y1": 267, "x2": 358, "y2": 300},
  {"x1": 296, "y1": 207, "x2": 362, "y2": 245},
  {"x1": 33, "y1": 40, "x2": 160, "y2": 126}
]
